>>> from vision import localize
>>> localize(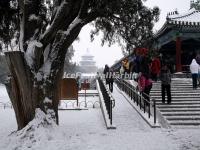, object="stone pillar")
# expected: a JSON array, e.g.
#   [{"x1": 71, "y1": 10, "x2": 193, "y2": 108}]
[{"x1": 176, "y1": 37, "x2": 182, "y2": 72}]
